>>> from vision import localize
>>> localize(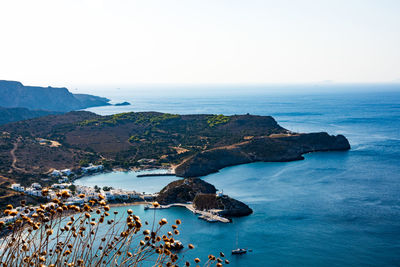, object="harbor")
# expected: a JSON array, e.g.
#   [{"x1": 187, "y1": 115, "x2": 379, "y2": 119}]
[{"x1": 144, "y1": 203, "x2": 231, "y2": 223}]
